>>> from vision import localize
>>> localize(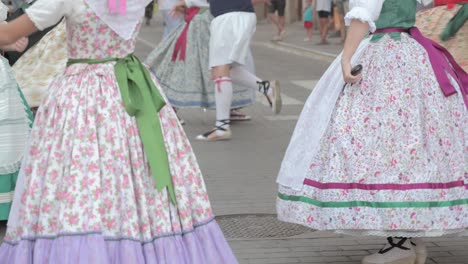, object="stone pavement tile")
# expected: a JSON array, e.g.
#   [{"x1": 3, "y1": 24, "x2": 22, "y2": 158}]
[
  {"x1": 431, "y1": 256, "x2": 468, "y2": 264},
  {"x1": 432, "y1": 239, "x2": 468, "y2": 246},
  {"x1": 297, "y1": 256, "x2": 351, "y2": 263},
  {"x1": 339, "y1": 244, "x2": 383, "y2": 251},
  {"x1": 428, "y1": 245, "x2": 468, "y2": 252},
  {"x1": 253, "y1": 21, "x2": 342, "y2": 60},
  {"x1": 319, "y1": 250, "x2": 370, "y2": 257},
  {"x1": 247, "y1": 257, "x2": 301, "y2": 264},
  {"x1": 230, "y1": 234, "x2": 468, "y2": 264},
  {"x1": 450, "y1": 250, "x2": 468, "y2": 256}
]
